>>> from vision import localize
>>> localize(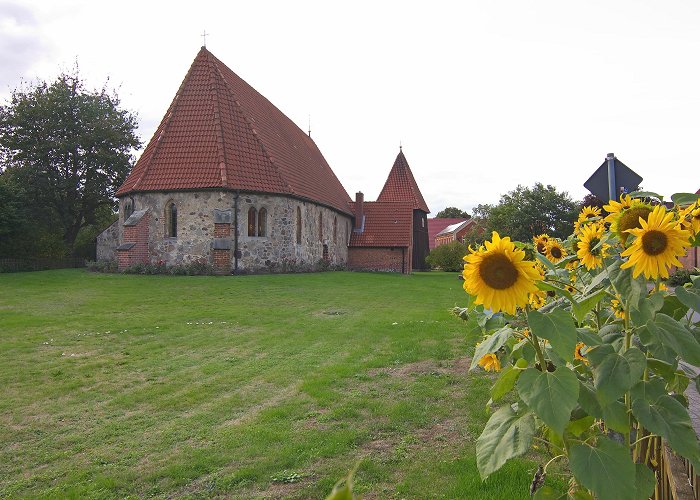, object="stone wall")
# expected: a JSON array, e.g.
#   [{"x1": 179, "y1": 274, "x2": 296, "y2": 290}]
[
  {"x1": 107, "y1": 190, "x2": 352, "y2": 272},
  {"x1": 96, "y1": 220, "x2": 119, "y2": 262}
]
